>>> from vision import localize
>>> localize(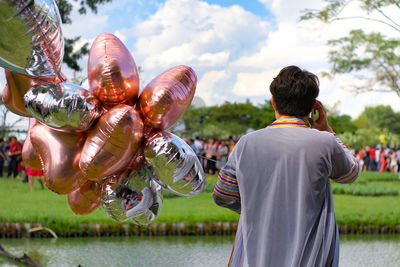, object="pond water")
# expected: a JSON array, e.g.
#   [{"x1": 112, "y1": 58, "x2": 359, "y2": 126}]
[{"x1": 0, "y1": 235, "x2": 399, "y2": 266}]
